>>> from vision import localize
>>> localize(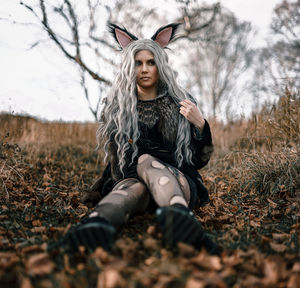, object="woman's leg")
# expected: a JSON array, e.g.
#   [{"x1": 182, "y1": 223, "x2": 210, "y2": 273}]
[
  {"x1": 136, "y1": 154, "x2": 220, "y2": 253},
  {"x1": 88, "y1": 178, "x2": 150, "y2": 227},
  {"x1": 50, "y1": 178, "x2": 150, "y2": 252},
  {"x1": 136, "y1": 154, "x2": 190, "y2": 208}
]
